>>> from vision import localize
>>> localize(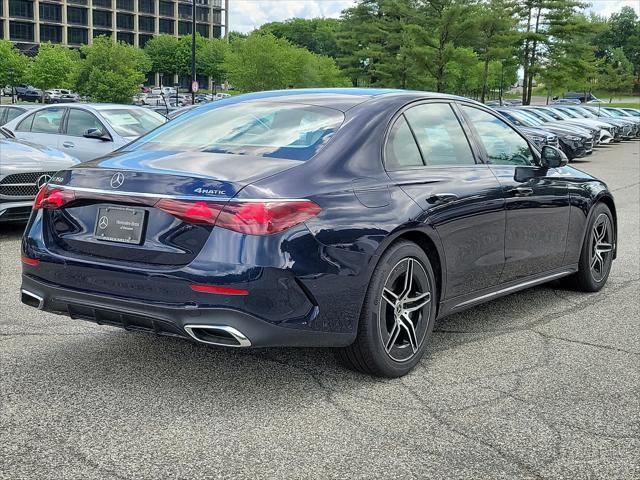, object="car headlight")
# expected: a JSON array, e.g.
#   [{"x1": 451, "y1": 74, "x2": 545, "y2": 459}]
[
  {"x1": 565, "y1": 135, "x2": 581, "y2": 141},
  {"x1": 529, "y1": 135, "x2": 545, "y2": 144}
]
